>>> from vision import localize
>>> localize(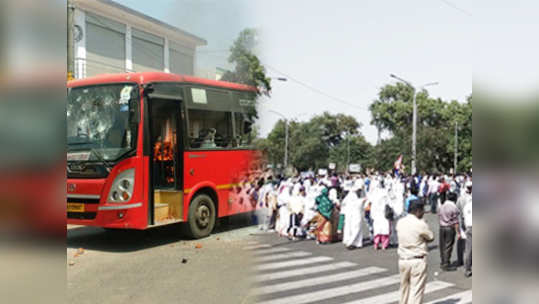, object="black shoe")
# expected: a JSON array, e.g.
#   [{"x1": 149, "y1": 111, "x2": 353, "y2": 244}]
[
  {"x1": 441, "y1": 266, "x2": 457, "y2": 272},
  {"x1": 464, "y1": 270, "x2": 472, "y2": 277}
]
